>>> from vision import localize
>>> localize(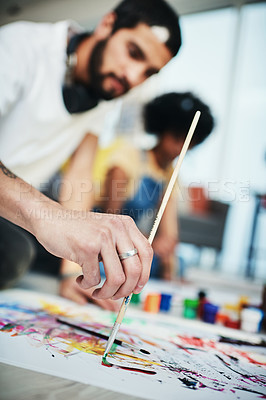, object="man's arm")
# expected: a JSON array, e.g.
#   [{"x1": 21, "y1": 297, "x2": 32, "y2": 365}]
[{"x1": 0, "y1": 161, "x2": 153, "y2": 300}]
